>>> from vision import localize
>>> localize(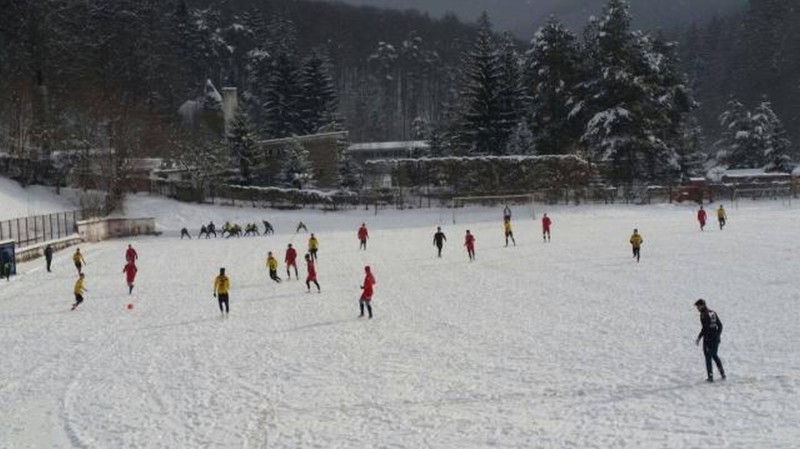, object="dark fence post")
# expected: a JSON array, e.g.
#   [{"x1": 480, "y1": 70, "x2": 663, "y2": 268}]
[
  {"x1": 33, "y1": 216, "x2": 38, "y2": 244},
  {"x1": 16, "y1": 218, "x2": 21, "y2": 245},
  {"x1": 49, "y1": 214, "x2": 54, "y2": 240},
  {"x1": 57, "y1": 214, "x2": 62, "y2": 238}
]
